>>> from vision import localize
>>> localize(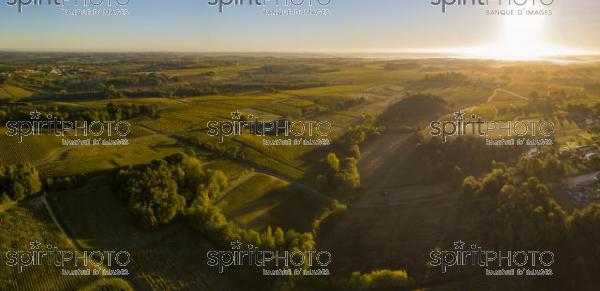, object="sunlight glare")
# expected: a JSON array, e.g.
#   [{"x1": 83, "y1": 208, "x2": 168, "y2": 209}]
[{"x1": 463, "y1": 15, "x2": 562, "y2": 60}]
